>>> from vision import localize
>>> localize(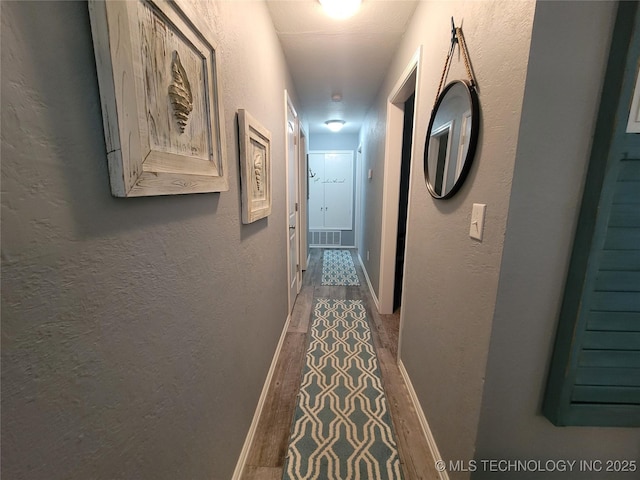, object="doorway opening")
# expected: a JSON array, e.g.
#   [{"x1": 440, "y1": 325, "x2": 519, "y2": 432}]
[
  {"x1": 393, "y1": 92, "x2": 415, "y2": 312},
  {"x1": 378, "y1": 47, "x2": 420, "y2": 318}
]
